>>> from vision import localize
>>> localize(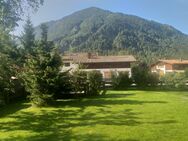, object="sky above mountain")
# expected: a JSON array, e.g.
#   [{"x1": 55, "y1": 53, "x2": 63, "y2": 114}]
[{"x1": 15, "y1": 0, "x2": 188, "y2": 35}]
